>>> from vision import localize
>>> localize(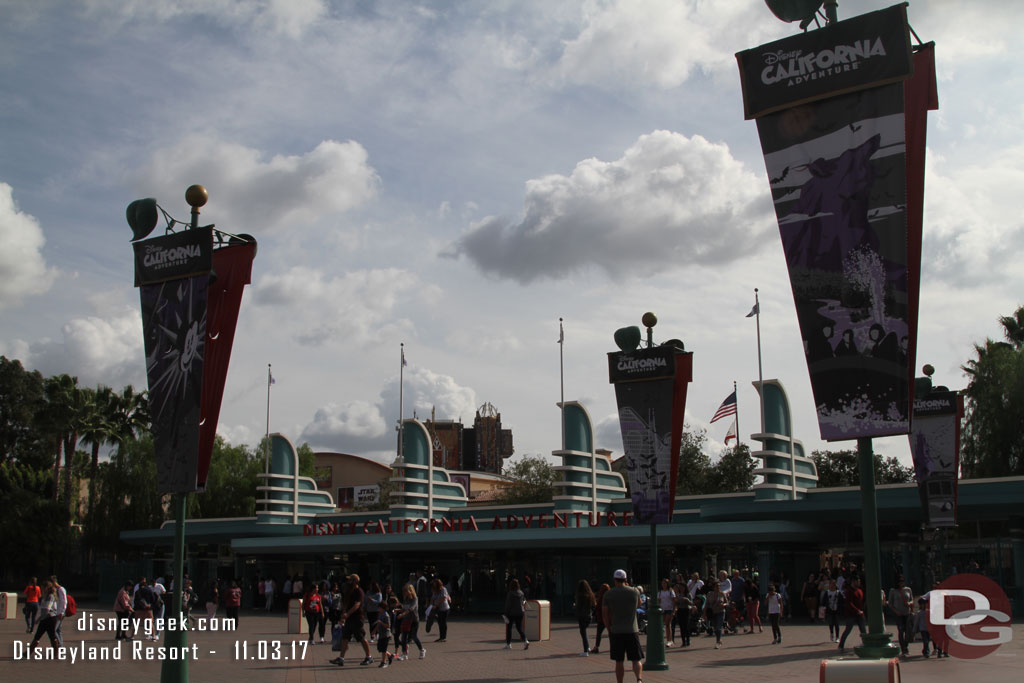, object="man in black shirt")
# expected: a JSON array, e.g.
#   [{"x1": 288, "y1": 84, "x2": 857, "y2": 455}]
[{"x1": 330, "y1": 574, "x2": 373, "y2": 666}]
